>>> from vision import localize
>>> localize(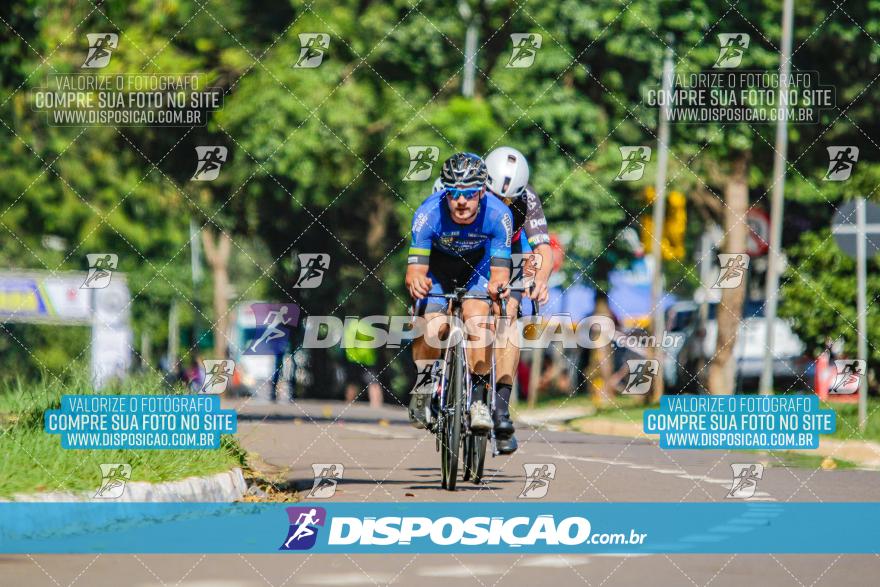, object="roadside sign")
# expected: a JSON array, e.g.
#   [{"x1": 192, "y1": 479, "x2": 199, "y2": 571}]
[
  {"x1": 832, "y1": 199, "x2": 880, "y2": 259},
  {"x1": 0, "y1": 270, "x2": 132, "y2": 388},
  {"x1": 0, "y1": 272, "x2": 91, "y2": 324},
  {"x1": 746, "y1": 208, "x2": 770, "y2": 256},
  {"x1": 830, "y1": 198, "x2": 877, "y2": 430}
]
